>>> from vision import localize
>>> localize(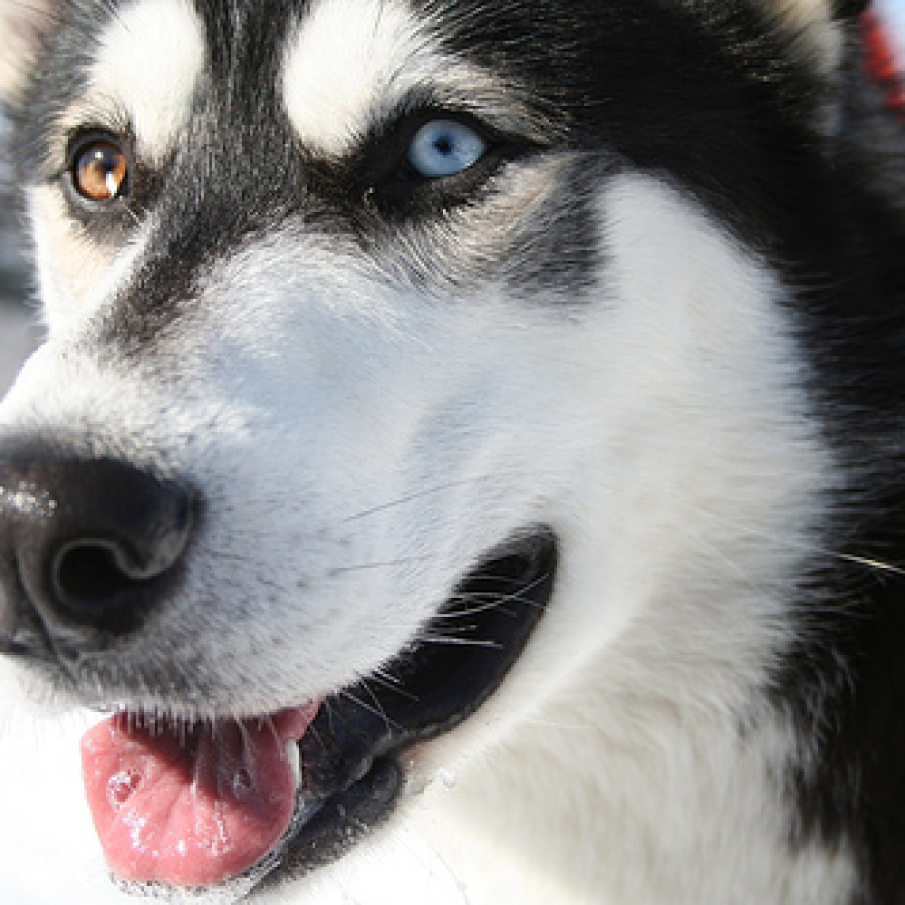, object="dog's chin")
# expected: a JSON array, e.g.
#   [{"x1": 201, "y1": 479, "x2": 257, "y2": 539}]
[{"x1": 103, "y1": 528, "x2": 557, "y2": 901}]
